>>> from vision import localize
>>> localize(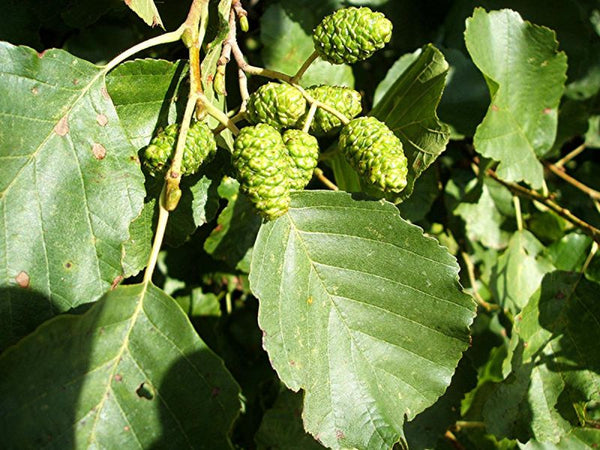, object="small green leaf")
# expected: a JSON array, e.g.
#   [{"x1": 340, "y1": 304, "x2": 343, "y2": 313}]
[
  {"x1": 124, "y1": 0, "x2": 163, "y2": 28},
  {"x1": 250, "y1": 191, "x2": 475, "y2": 449},
  {"x1": 0, "y1": 44, "x2": 145, "y2": 349},
  {"x1": 371, "y1": 44, "x2": 450, "y2": 201},
  {"x1": 0, "y1": 283, "x2": 241, "y2": 448},
  {"x1": 465, "y1": 8, "x2": 568, "y2": 188},
  {"x1": 490, "y1": 230, "x2": 555, "y2": 312}
]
